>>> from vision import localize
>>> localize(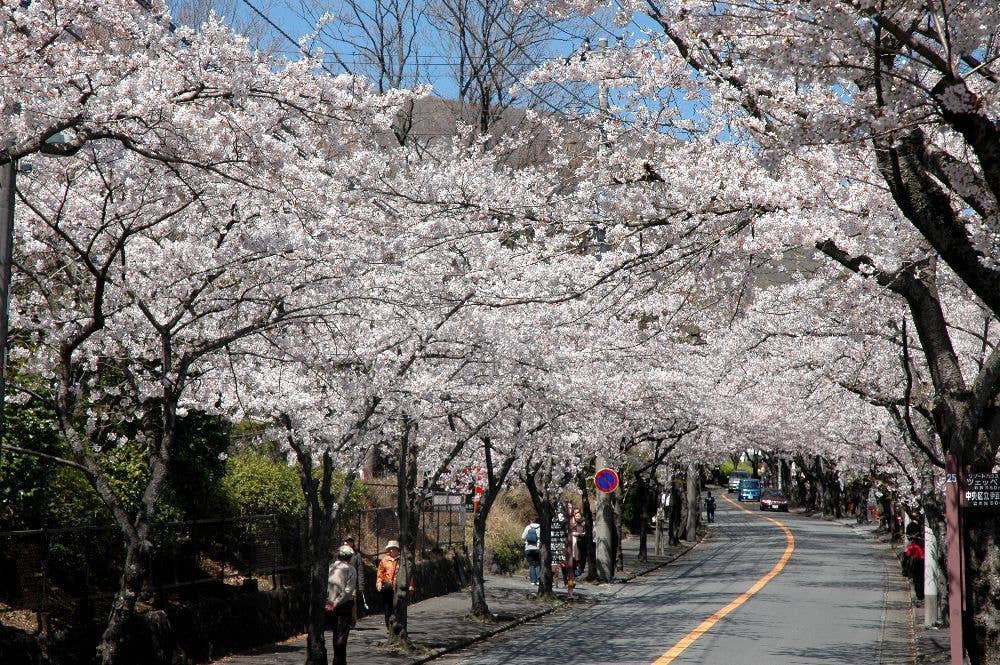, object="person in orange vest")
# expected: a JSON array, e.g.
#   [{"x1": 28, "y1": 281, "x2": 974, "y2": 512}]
[{"x1": 376, "y1": 540, "x2": 414, "y2": 633}]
